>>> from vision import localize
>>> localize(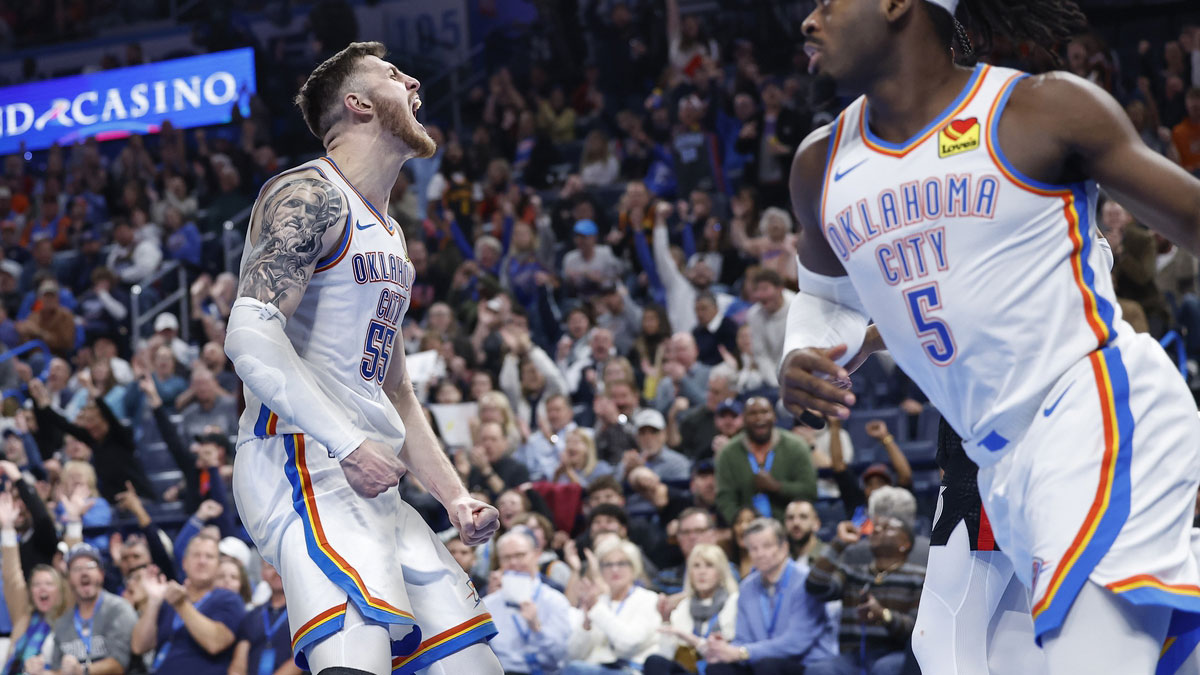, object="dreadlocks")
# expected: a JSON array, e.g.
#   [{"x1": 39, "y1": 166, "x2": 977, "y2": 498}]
[{"x1": 923, "y1": 0, "x2": 1088, "y2": 62}]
